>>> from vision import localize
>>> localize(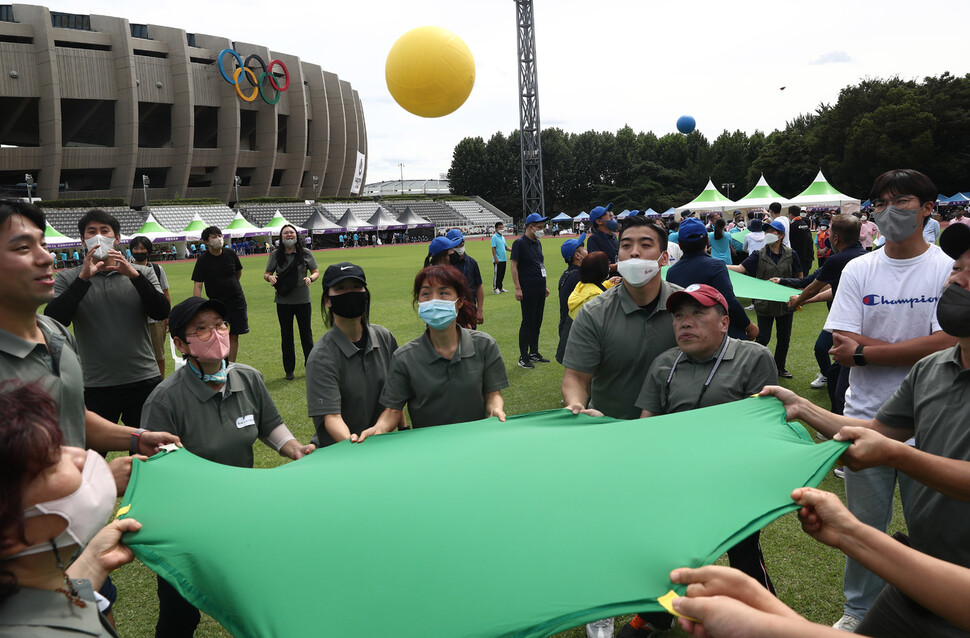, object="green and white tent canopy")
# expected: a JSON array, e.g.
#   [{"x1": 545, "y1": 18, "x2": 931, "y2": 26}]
[
  {"x1": 181, "y1": 213, "x2": 209, "y2": 241},
  {"x1": 131, "y1": 214, "x2": 183, "y2": 242},
  {"x1": 733, "y1": 174, "x2": 785, "y2": 209},
  {"x1": 44, "y1": 222, "x2": 82, "y2": 248},
  {"x1": 676, "y1": 178, "x2": 737, "y2": 212},
  {"x1": 263, "y1": 210, "x2": 305, "y2": 233},
  {"x1": 222, "y1": 212, "x2": 266, "y2": 238},
  {"x1": 788, "y1": 169, "x2": 860, "y2": 207}
]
